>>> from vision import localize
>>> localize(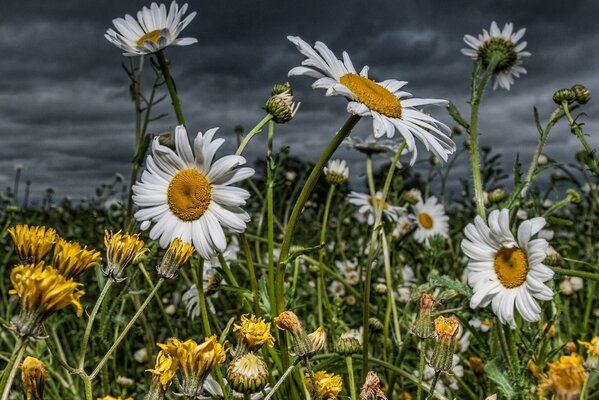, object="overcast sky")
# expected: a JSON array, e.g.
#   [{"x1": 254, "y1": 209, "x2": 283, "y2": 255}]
[{"x1": 1, "y1": 0, "x2": 597, "y2": 204}]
